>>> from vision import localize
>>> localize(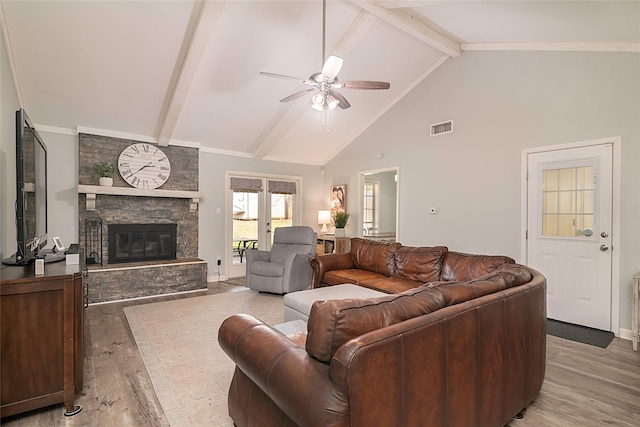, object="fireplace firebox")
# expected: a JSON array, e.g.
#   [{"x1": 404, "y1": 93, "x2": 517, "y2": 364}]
[{"x1": 108, "y1": 223, "x2": 177, "y2": 264}]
